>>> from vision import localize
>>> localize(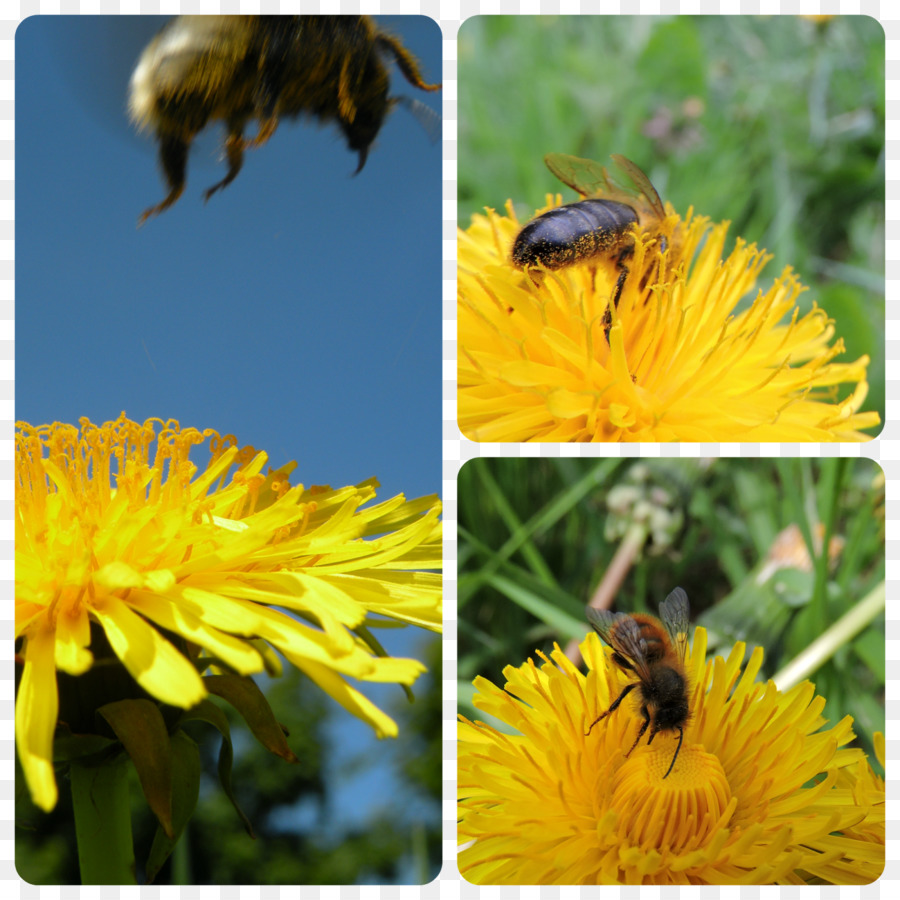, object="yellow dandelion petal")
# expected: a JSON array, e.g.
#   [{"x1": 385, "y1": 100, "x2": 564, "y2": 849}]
[
  {"x1": 458, "y1": 629, "x2": 883, "y2": 885},
  {"x1": 295, "y1": 658, "x2": 410, "y2": 738},
  {"x1": 128, "y1": 589, "x2": 267, "y2": 675},
  {"x1": 15, "y1": 414, "x2": 442, "y2": 811},
  {"x1": 91, "y1": 595, "x2": 208, "y2": 707},
  {"x1": 458, "y1": 204, "x2": 879, "y2": 442},
  {"x1": 15, "y1": 624, "x2": 59, "y2": 812}
]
